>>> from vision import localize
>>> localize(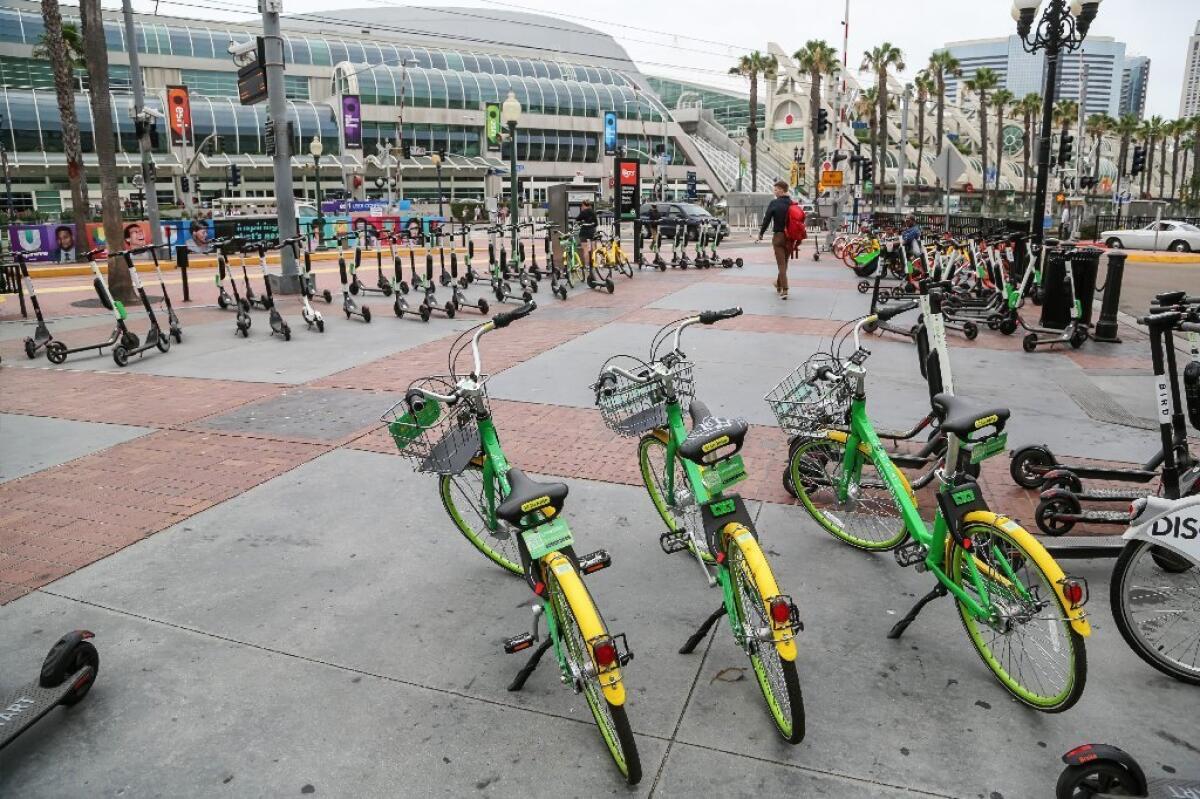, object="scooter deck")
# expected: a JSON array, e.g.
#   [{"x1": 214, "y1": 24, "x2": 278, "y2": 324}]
[{"x1": 0, "y1": 666, "x2": 92, "y2": 750}]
